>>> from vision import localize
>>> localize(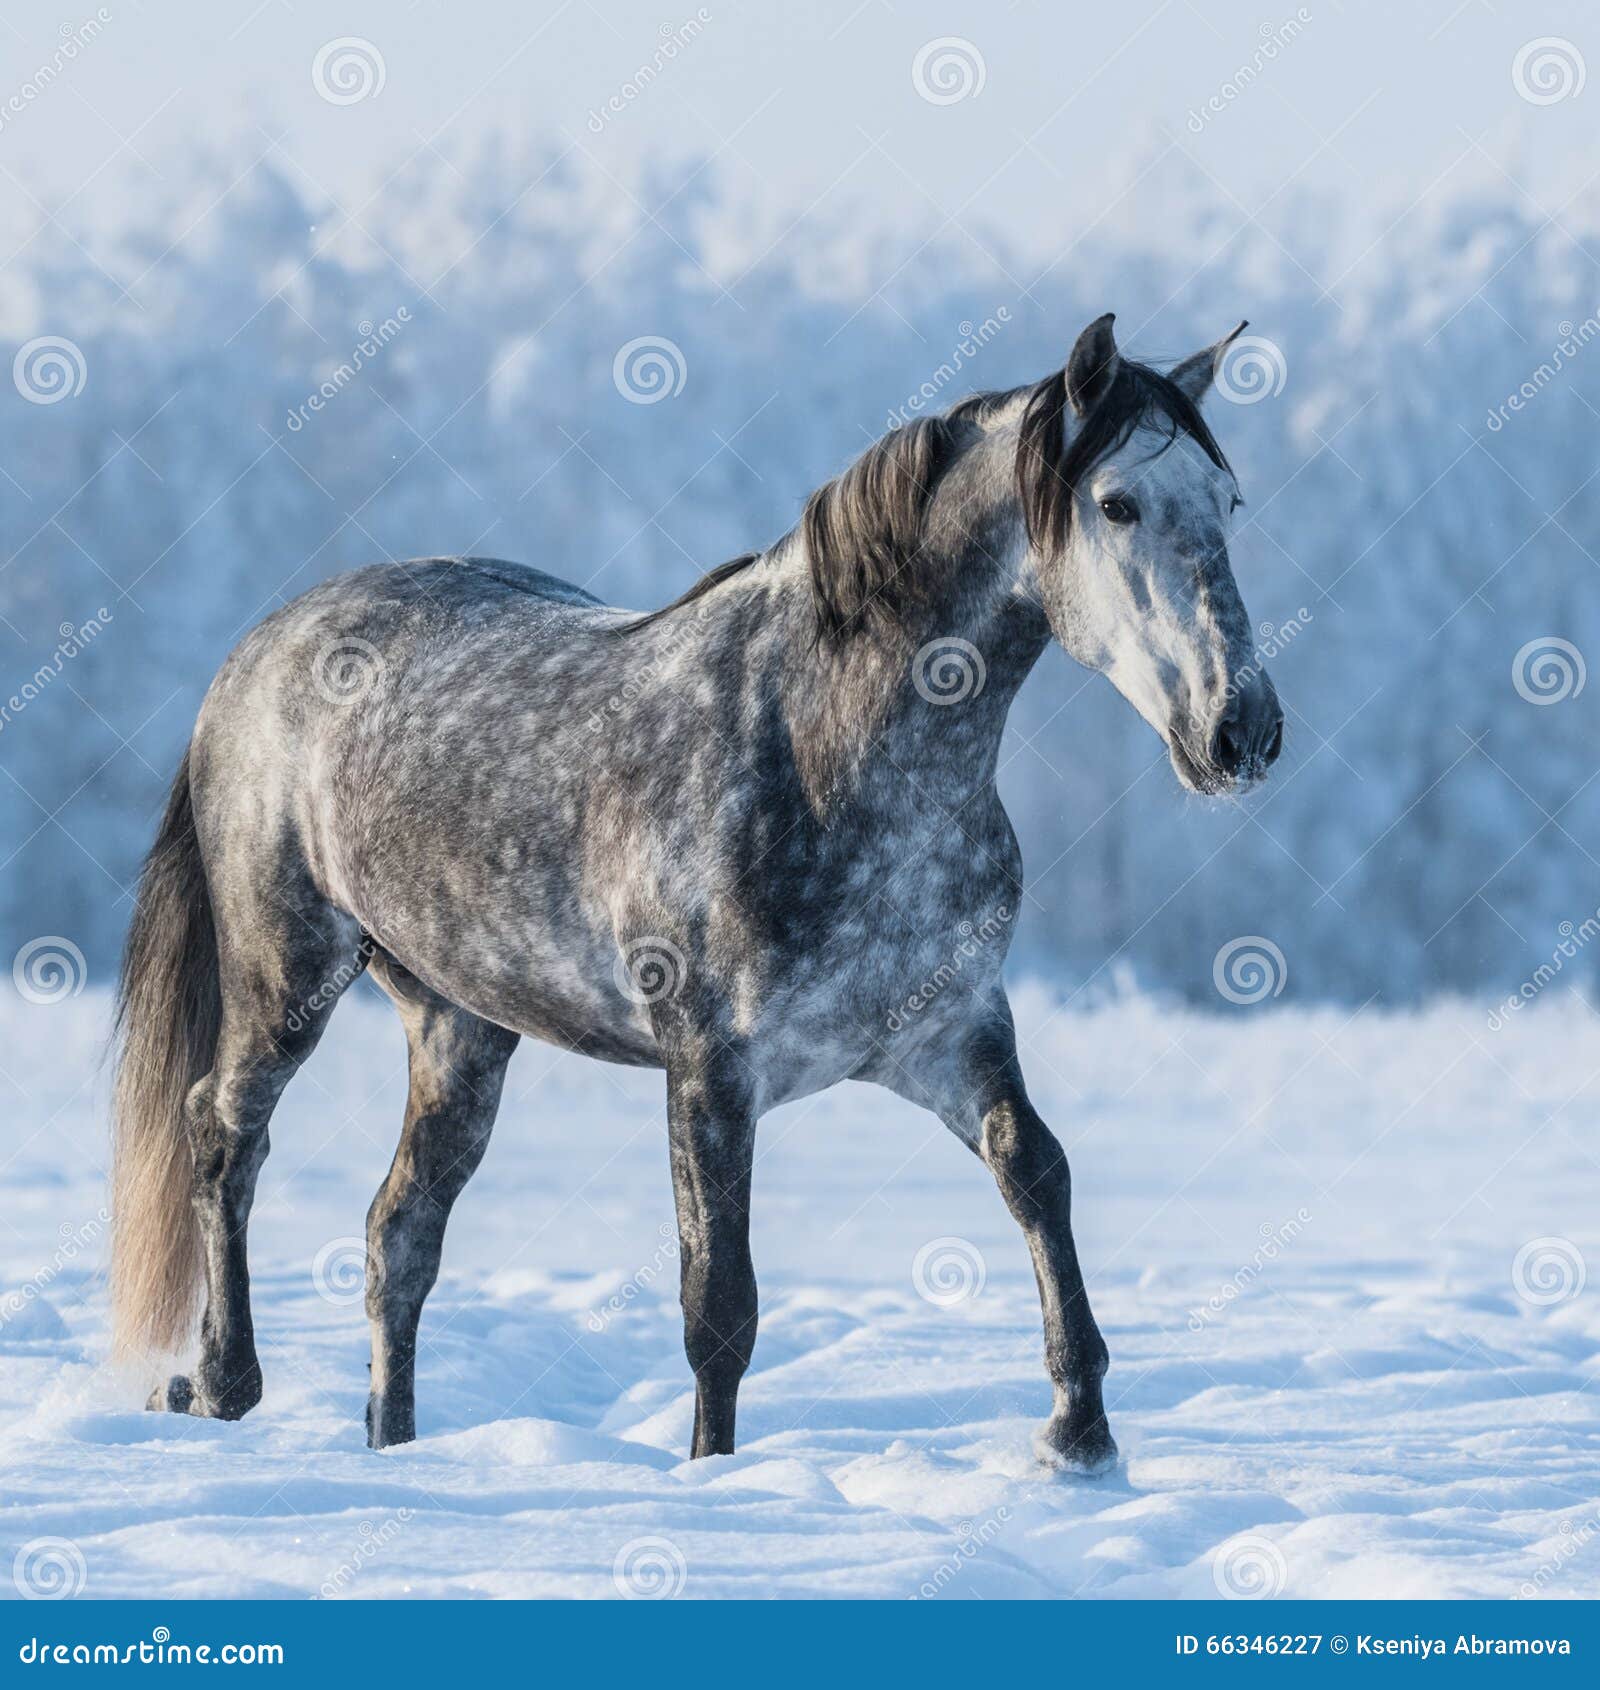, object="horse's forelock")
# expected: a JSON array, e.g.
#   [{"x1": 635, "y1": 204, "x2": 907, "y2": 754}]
[{"x1": 1017, "y1": 360, "x2": 1233, "y2": 560}]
